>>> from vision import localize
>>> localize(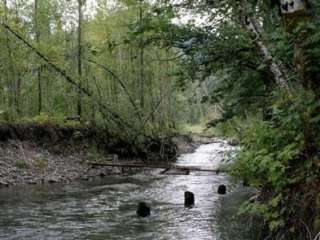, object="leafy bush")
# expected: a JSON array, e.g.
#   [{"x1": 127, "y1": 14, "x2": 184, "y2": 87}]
[{"x1": 231, "y1": 89, "x2": 320, "y2": 238}]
